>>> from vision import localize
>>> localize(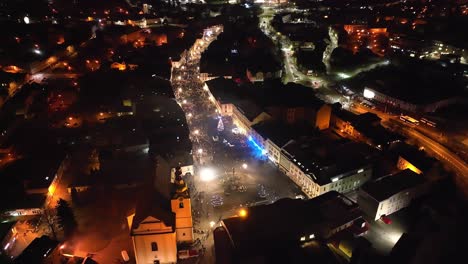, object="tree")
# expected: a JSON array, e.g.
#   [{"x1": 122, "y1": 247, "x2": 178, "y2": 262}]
[
  {"x1": 56, "y1": 199, "x2": 78, "y2": 238},
  {"x1": 70, "y1": 187, "x2": 81, "y2": 206}
]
